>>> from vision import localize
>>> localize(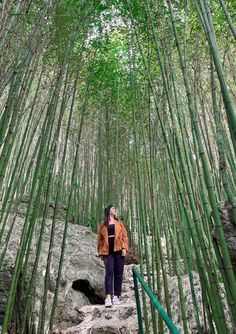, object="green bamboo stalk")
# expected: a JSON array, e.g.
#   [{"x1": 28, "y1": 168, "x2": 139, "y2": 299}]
[
  {"x1": 170, "y1": 224, "x2": 189, "y2": 334},
  {"x1": 129, "y1": 40, "x2": 150, "y2": 332},
  {"x1": 1, "y1": 29, "x2": 73, "y2": 331},
  {"x1": 48, "y1": 74, "x2": 91, "y2": 333},
  {"x1": 0, "y1": 130, "x2": 42, "y2": 273},
  {"x1": 38, "y1": 37, "x2": 88, "y2": 334},
  {"x1": 167, "y1": 0, "x2": 236, "y2": 322},
  {"x1": 219, "y1": 0, "x2": 236, "y2": 40},
  {"x1": 144, "y1": 2, "x2": 228, "y2": 329},
  {"x1": 127, "y1": 2, "x2": 232, "y2": 331},
  {"x1": 0, "y1": 0, "x2": 23, "y2": 50},
  {"x1": 21, "y1": 63, "x2": 72, "y2": 333},
  {"x1": 178, "y1": 202, "x2": 203, "y2": 333},
  {"x1": 0, "y1": 58, "x2": 37, "y2": 193},
  {"x1": 194, "y1": 0, "x2": 236, "y2": 154},
  {"x1": 210, "y1": 55, "x2": 236, "y2": 223}
]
